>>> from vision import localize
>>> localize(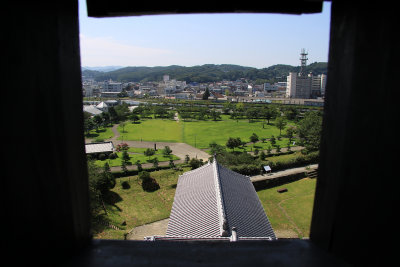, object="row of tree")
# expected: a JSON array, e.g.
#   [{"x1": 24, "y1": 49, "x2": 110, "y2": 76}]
[{"x1": 83, "y1": 63, "x2": 327, "y2": 83}]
